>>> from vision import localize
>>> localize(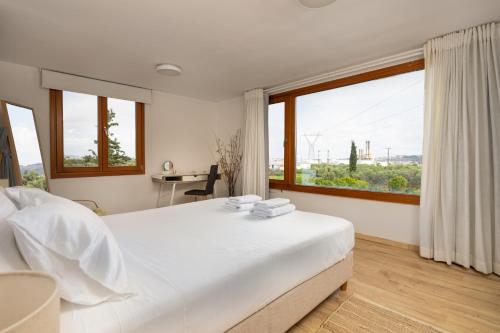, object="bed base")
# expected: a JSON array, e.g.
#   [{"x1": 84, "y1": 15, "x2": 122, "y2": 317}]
[{"x1": 226, "y1": 251, "x2": 353, "y2": 333}]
